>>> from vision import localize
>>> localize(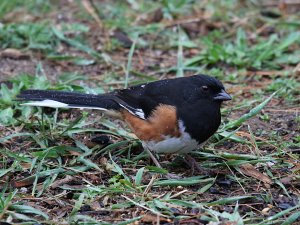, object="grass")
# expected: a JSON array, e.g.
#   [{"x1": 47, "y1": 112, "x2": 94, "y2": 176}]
[{"x1": 0, "y1": 0, "x2": 300, "y2": 224}]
